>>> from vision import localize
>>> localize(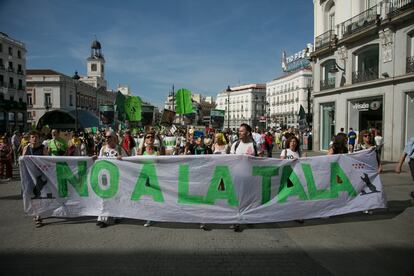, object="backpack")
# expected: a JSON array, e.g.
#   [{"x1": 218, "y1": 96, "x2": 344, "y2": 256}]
[{"x1": 233, "y1": 139, "x2": 258, "y2": 156}]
